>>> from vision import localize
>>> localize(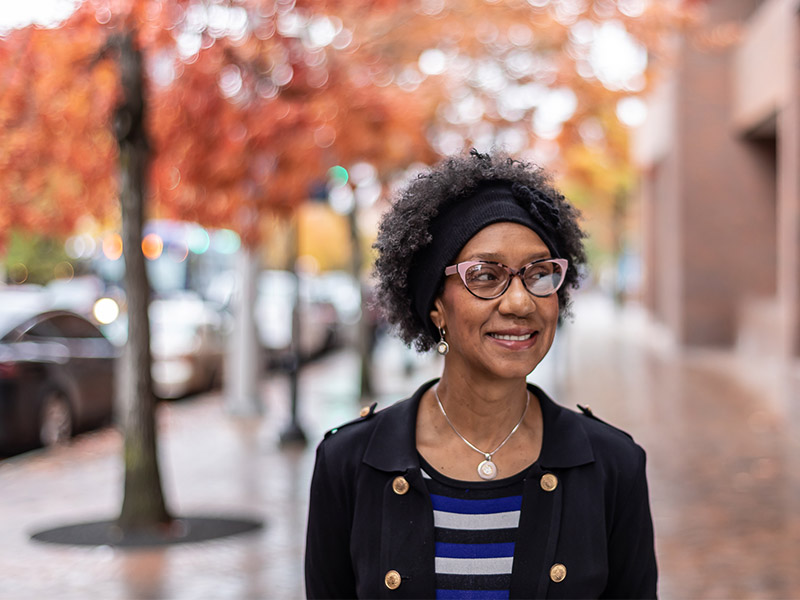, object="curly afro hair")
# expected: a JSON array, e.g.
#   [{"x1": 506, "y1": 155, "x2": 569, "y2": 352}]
[{"x1": 373, "y1": 149, "x2": 587, "y2": 352}]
